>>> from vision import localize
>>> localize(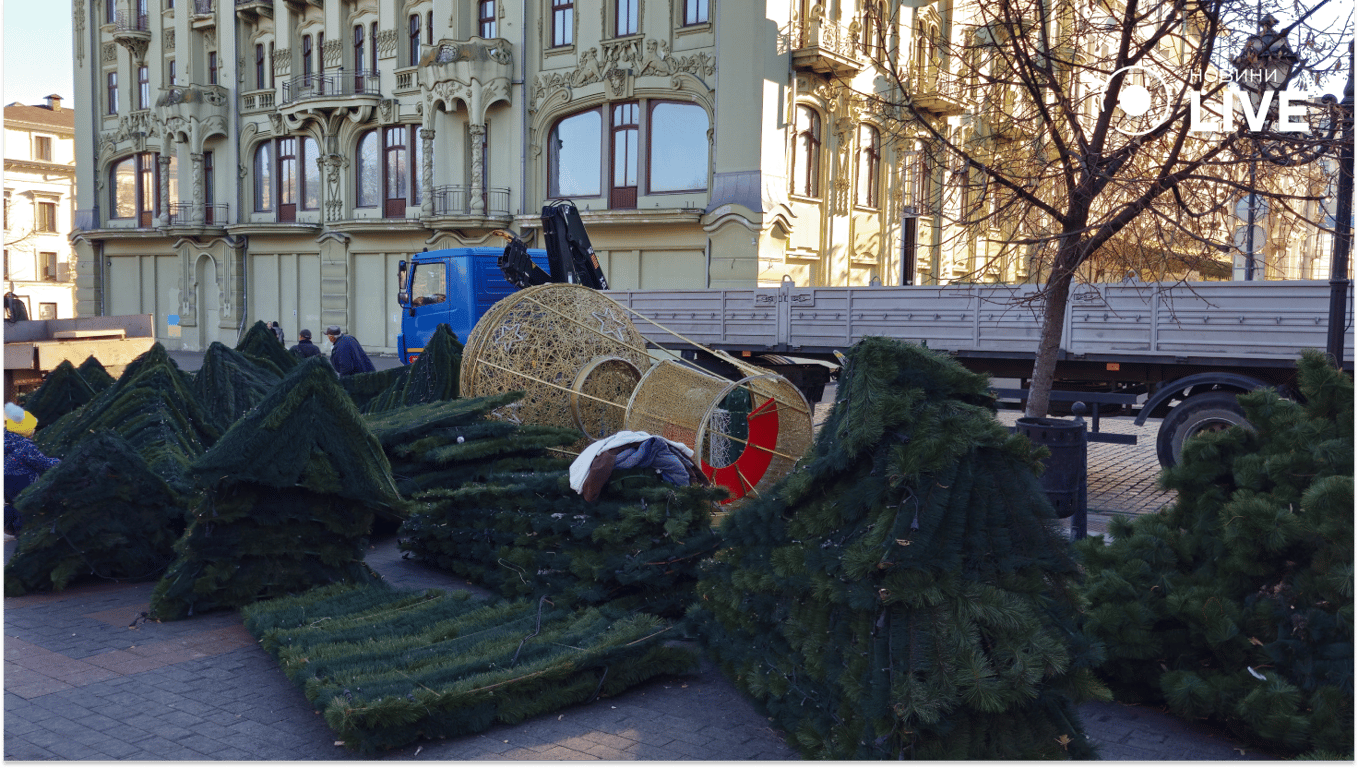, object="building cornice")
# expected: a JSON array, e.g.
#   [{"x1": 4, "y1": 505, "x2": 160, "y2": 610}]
[
  {"x1": 224, "y1": 222, "x2": 324, "y2": 236},
  {"x1": 2, "y1": 119, "x2": 76, "y2": 136},
  {"x1": 3, "y1": 159, "x2": 77, "y2": 177},
  {"x1": 513, "y1": 208, "x2": 704, "y2": 229}
]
